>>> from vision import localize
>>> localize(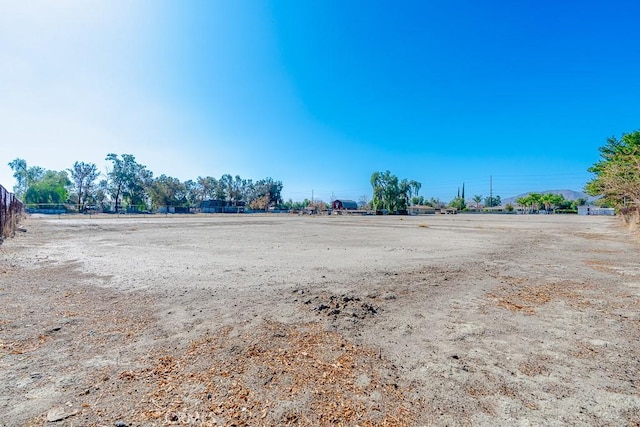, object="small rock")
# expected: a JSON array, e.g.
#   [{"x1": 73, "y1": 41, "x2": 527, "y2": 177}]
[
  {"x1": 356, "y1": 373, "x2": 371, "y2": 387},
  {"x1": 114, "y1": 422, "x2": 129, "y2": 427},
  {"x1": 46, "y1": 407, "x2": 78, "y2": 422},
  {"x1": 362, "y1": 303, "x2": 378, "y2": 315}
]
